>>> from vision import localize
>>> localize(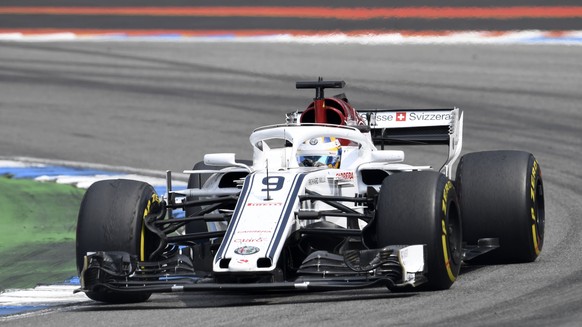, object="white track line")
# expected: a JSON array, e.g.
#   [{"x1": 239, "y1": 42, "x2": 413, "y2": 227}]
[{"x1": 1, "y1": 31, "x2": 582, "y2": 44}]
